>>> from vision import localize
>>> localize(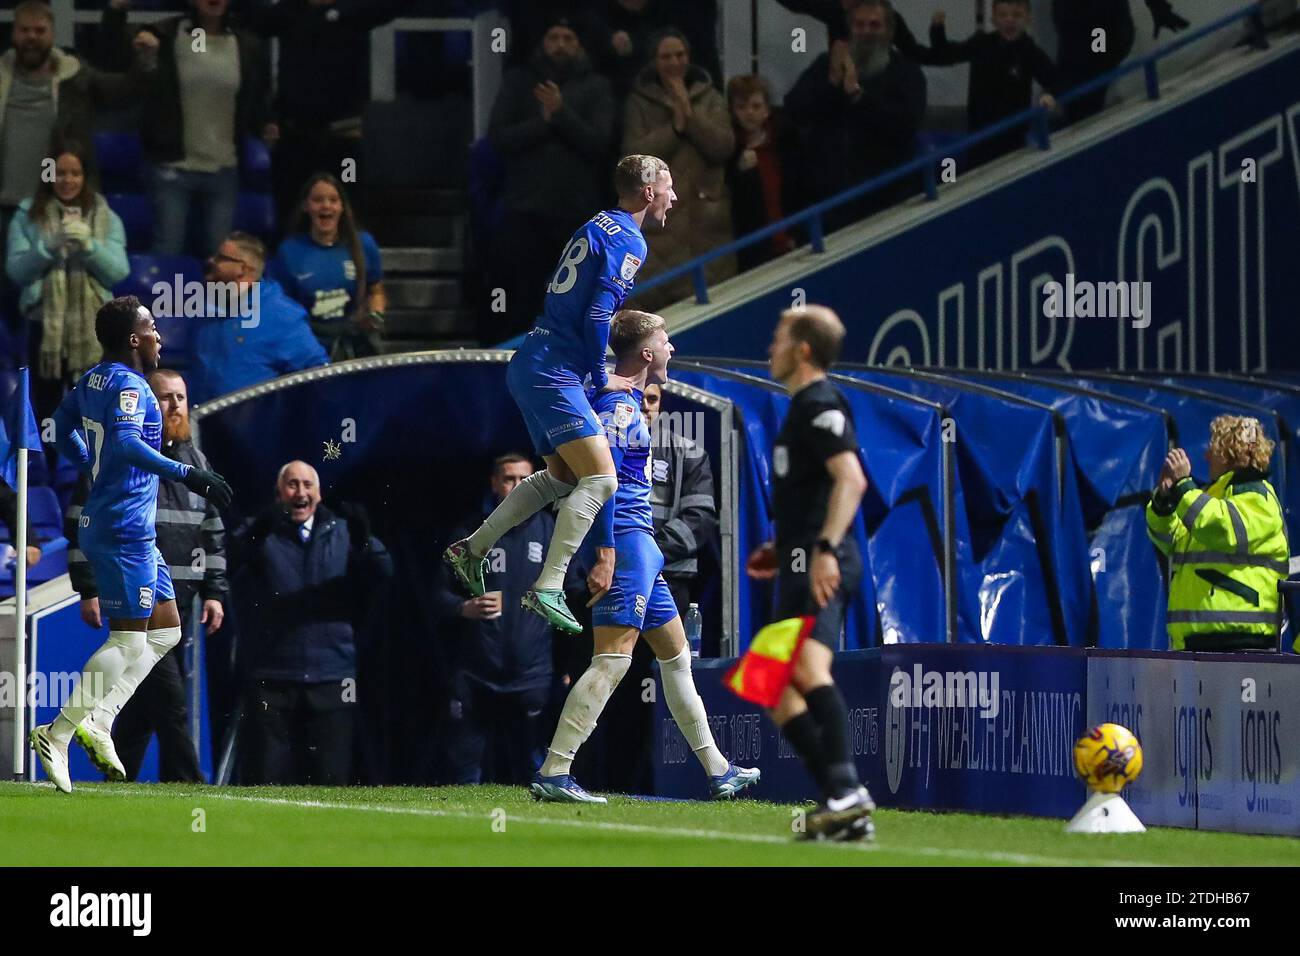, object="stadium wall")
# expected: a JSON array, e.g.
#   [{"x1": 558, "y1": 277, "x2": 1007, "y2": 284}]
[
  {"x1": 655, "y1": 644, "x2": 1300, "y2": 836},
  {"x1": 666, "y1": 39, "x2": 1300, "y2": 375}
]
